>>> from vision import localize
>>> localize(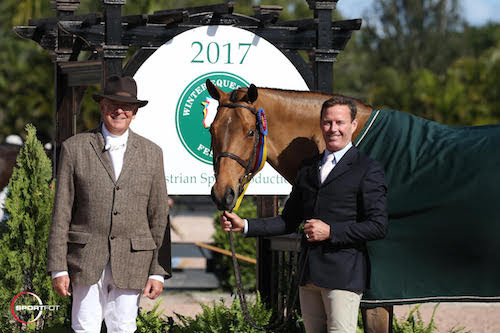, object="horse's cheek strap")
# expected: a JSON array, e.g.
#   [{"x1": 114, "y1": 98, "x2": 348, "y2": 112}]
[{"x1": 234, "y1": 113, "x2": 268, "y2": 211}]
